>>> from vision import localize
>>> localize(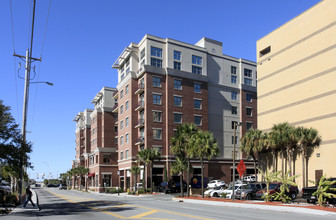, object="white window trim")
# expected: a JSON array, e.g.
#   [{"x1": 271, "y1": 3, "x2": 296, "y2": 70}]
[
  {"x1": 193, "y1": 114, "x2": 203, "y2": 126},
  {"x1": 194, "y1": 98, "x2": 202, "y2": 110},
  {"x1": 246, "y1": 107, "x2": 253, "y2": 117}
]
